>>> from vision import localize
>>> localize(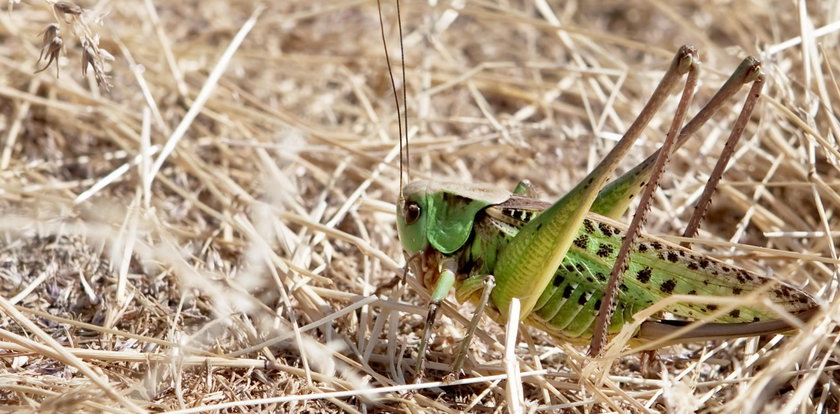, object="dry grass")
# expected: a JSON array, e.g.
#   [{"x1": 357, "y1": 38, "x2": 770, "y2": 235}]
[{"x1": 0, "y1": 0, "x2": 838, "y2": 412}]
